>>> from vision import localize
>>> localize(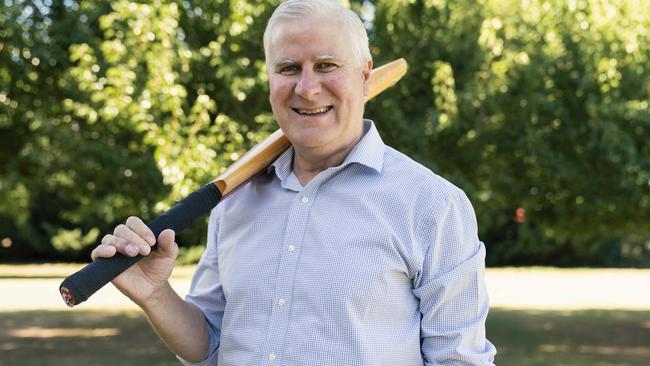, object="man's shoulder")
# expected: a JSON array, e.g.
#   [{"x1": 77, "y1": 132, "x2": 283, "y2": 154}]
[
  {"x1": 381, "y1": 145, "x2": 464, "y2": 200},
  {"x1": 374, "y1": 145, "x2": 477, "y2": 230}
]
